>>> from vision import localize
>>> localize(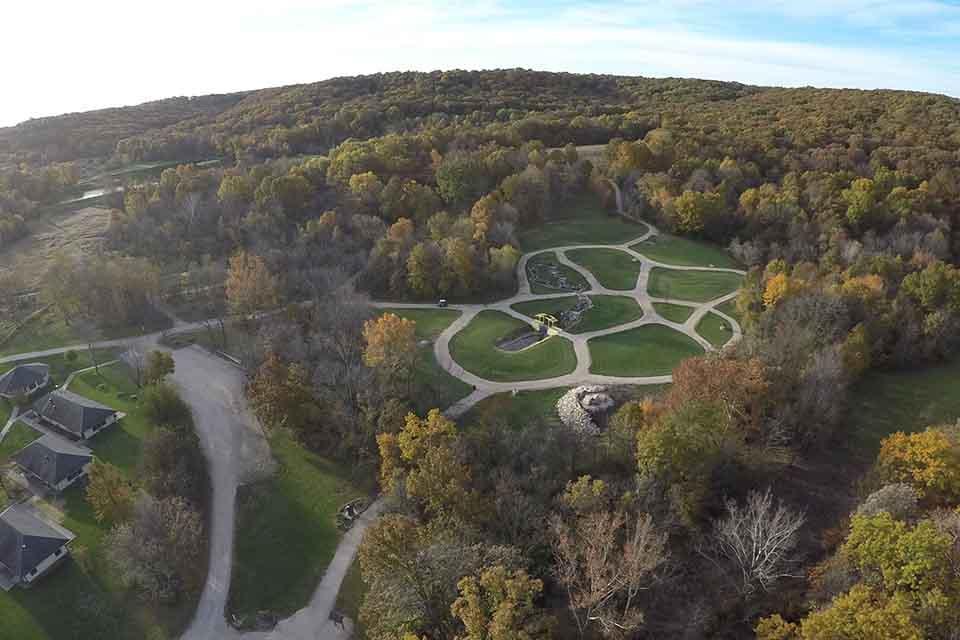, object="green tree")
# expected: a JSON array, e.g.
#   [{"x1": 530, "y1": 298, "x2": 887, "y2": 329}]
[
  {"x1": 144, "y1": 350, "x2": 175, "y2": 385},
  {"x1": 86, "y1": 460, "x2": 134, "y2": 523}
]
